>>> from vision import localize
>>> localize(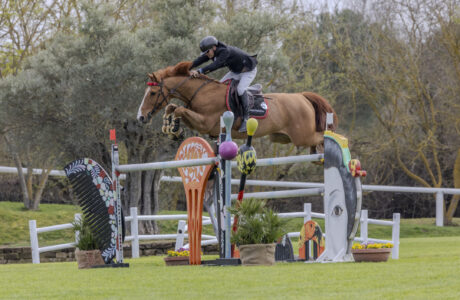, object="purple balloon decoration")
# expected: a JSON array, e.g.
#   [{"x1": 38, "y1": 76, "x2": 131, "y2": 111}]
[{"x1": 219, "y1": 141, "x2": 238, "y2": 160}]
